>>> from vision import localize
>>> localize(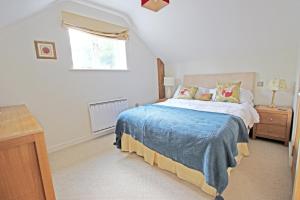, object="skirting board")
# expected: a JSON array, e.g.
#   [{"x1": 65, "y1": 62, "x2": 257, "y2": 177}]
[{"x1": 48, "y1": 128, "x2": 115, "y2": 153}]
